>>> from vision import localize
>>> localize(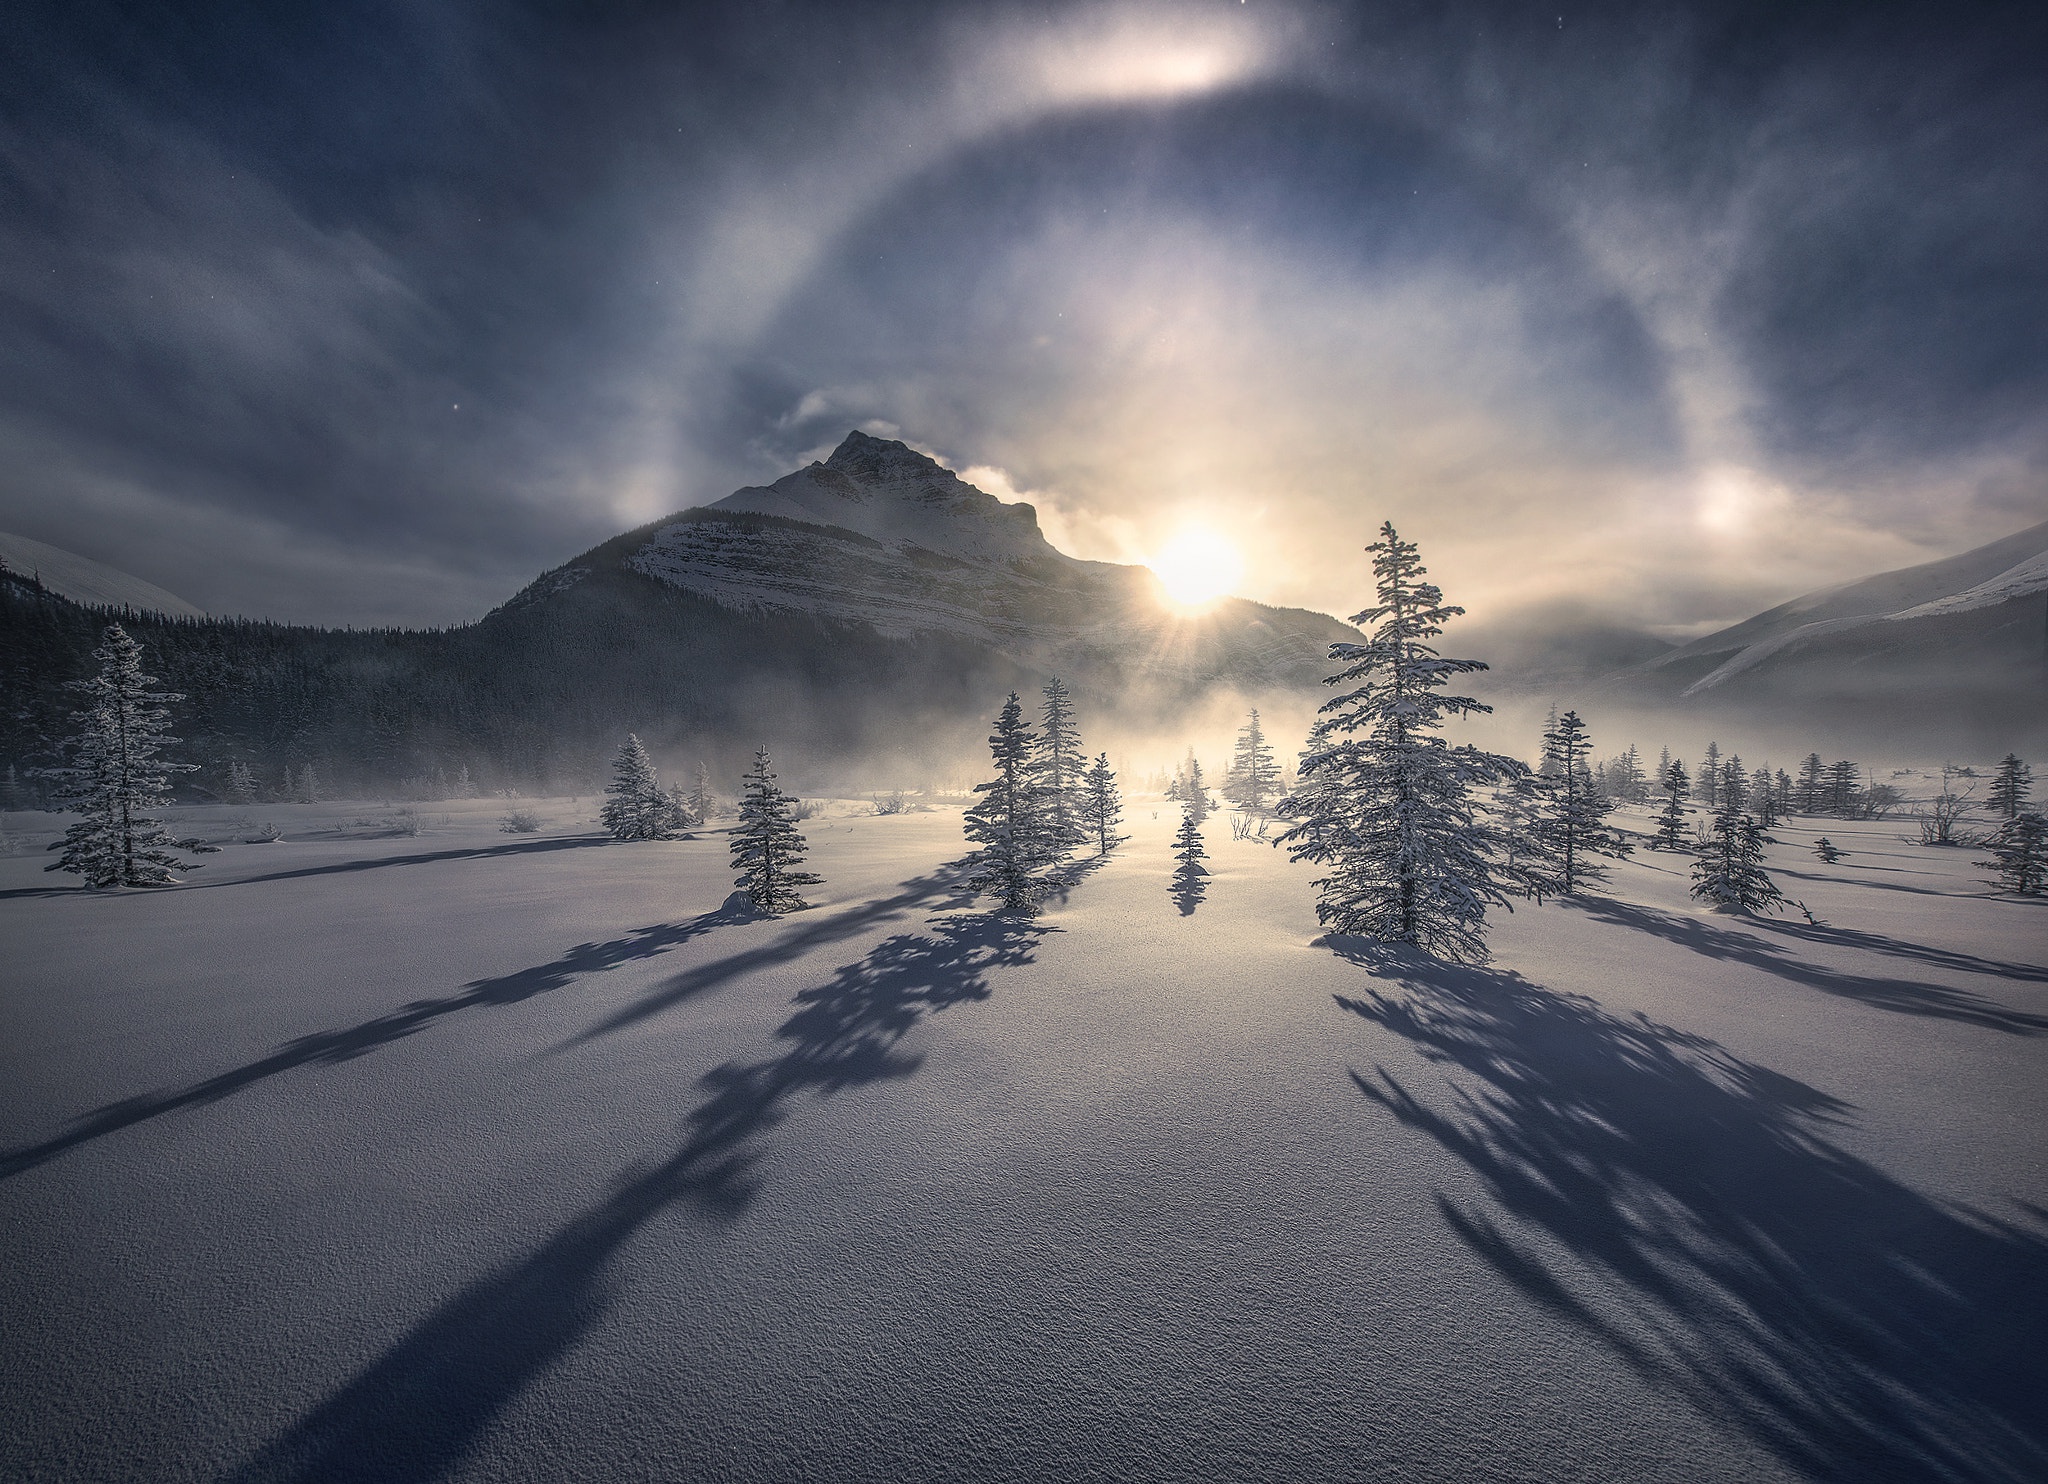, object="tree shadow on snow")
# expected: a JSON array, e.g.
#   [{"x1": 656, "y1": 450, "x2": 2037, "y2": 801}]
[
  {"x1": 1333, "y1": 945, "x2": 2048, "y2": 1484},
  {"x1": 1570, "y1": 896, "x2": 2048, "y2": 1036},
  {"x1": 192, "y1": 834, "x2": 619, "y2": 889},
  {"x1": 221, "y1": 910, "x2": 1049, "y2": 1484},
  {"x1": 563, "y1": 858, "x2": 982, "y2": 1045},
  {"x1": 0, "y1": 904, "x2": 753, "y2": 1182}
]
